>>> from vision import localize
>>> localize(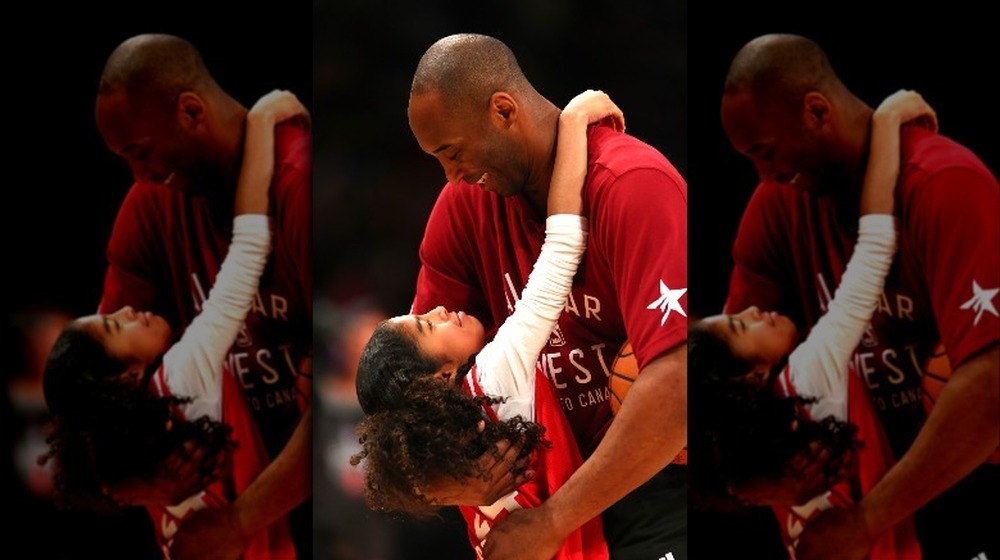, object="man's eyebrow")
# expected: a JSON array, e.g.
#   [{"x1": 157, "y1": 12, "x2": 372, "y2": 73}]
[
  {"x1": 413, "y1": 315, "x2": 424, "y2": 334},
  {"x1": 432, "y1": 144, "x2": 450, "y2": 155},
  {"x1": 102, "y1": 316, "x2": 112, "y2": 334},
  {"x1": 727, "y1": 315, "x2": 737, "y2": 333}
]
